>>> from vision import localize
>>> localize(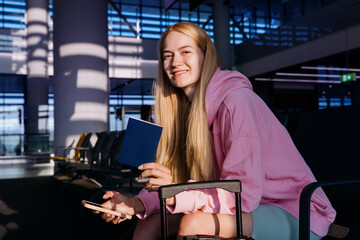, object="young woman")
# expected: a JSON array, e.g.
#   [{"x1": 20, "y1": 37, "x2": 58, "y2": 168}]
[{"x1": 97, "y1": 22, "x2": 336, "y2": 240}]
